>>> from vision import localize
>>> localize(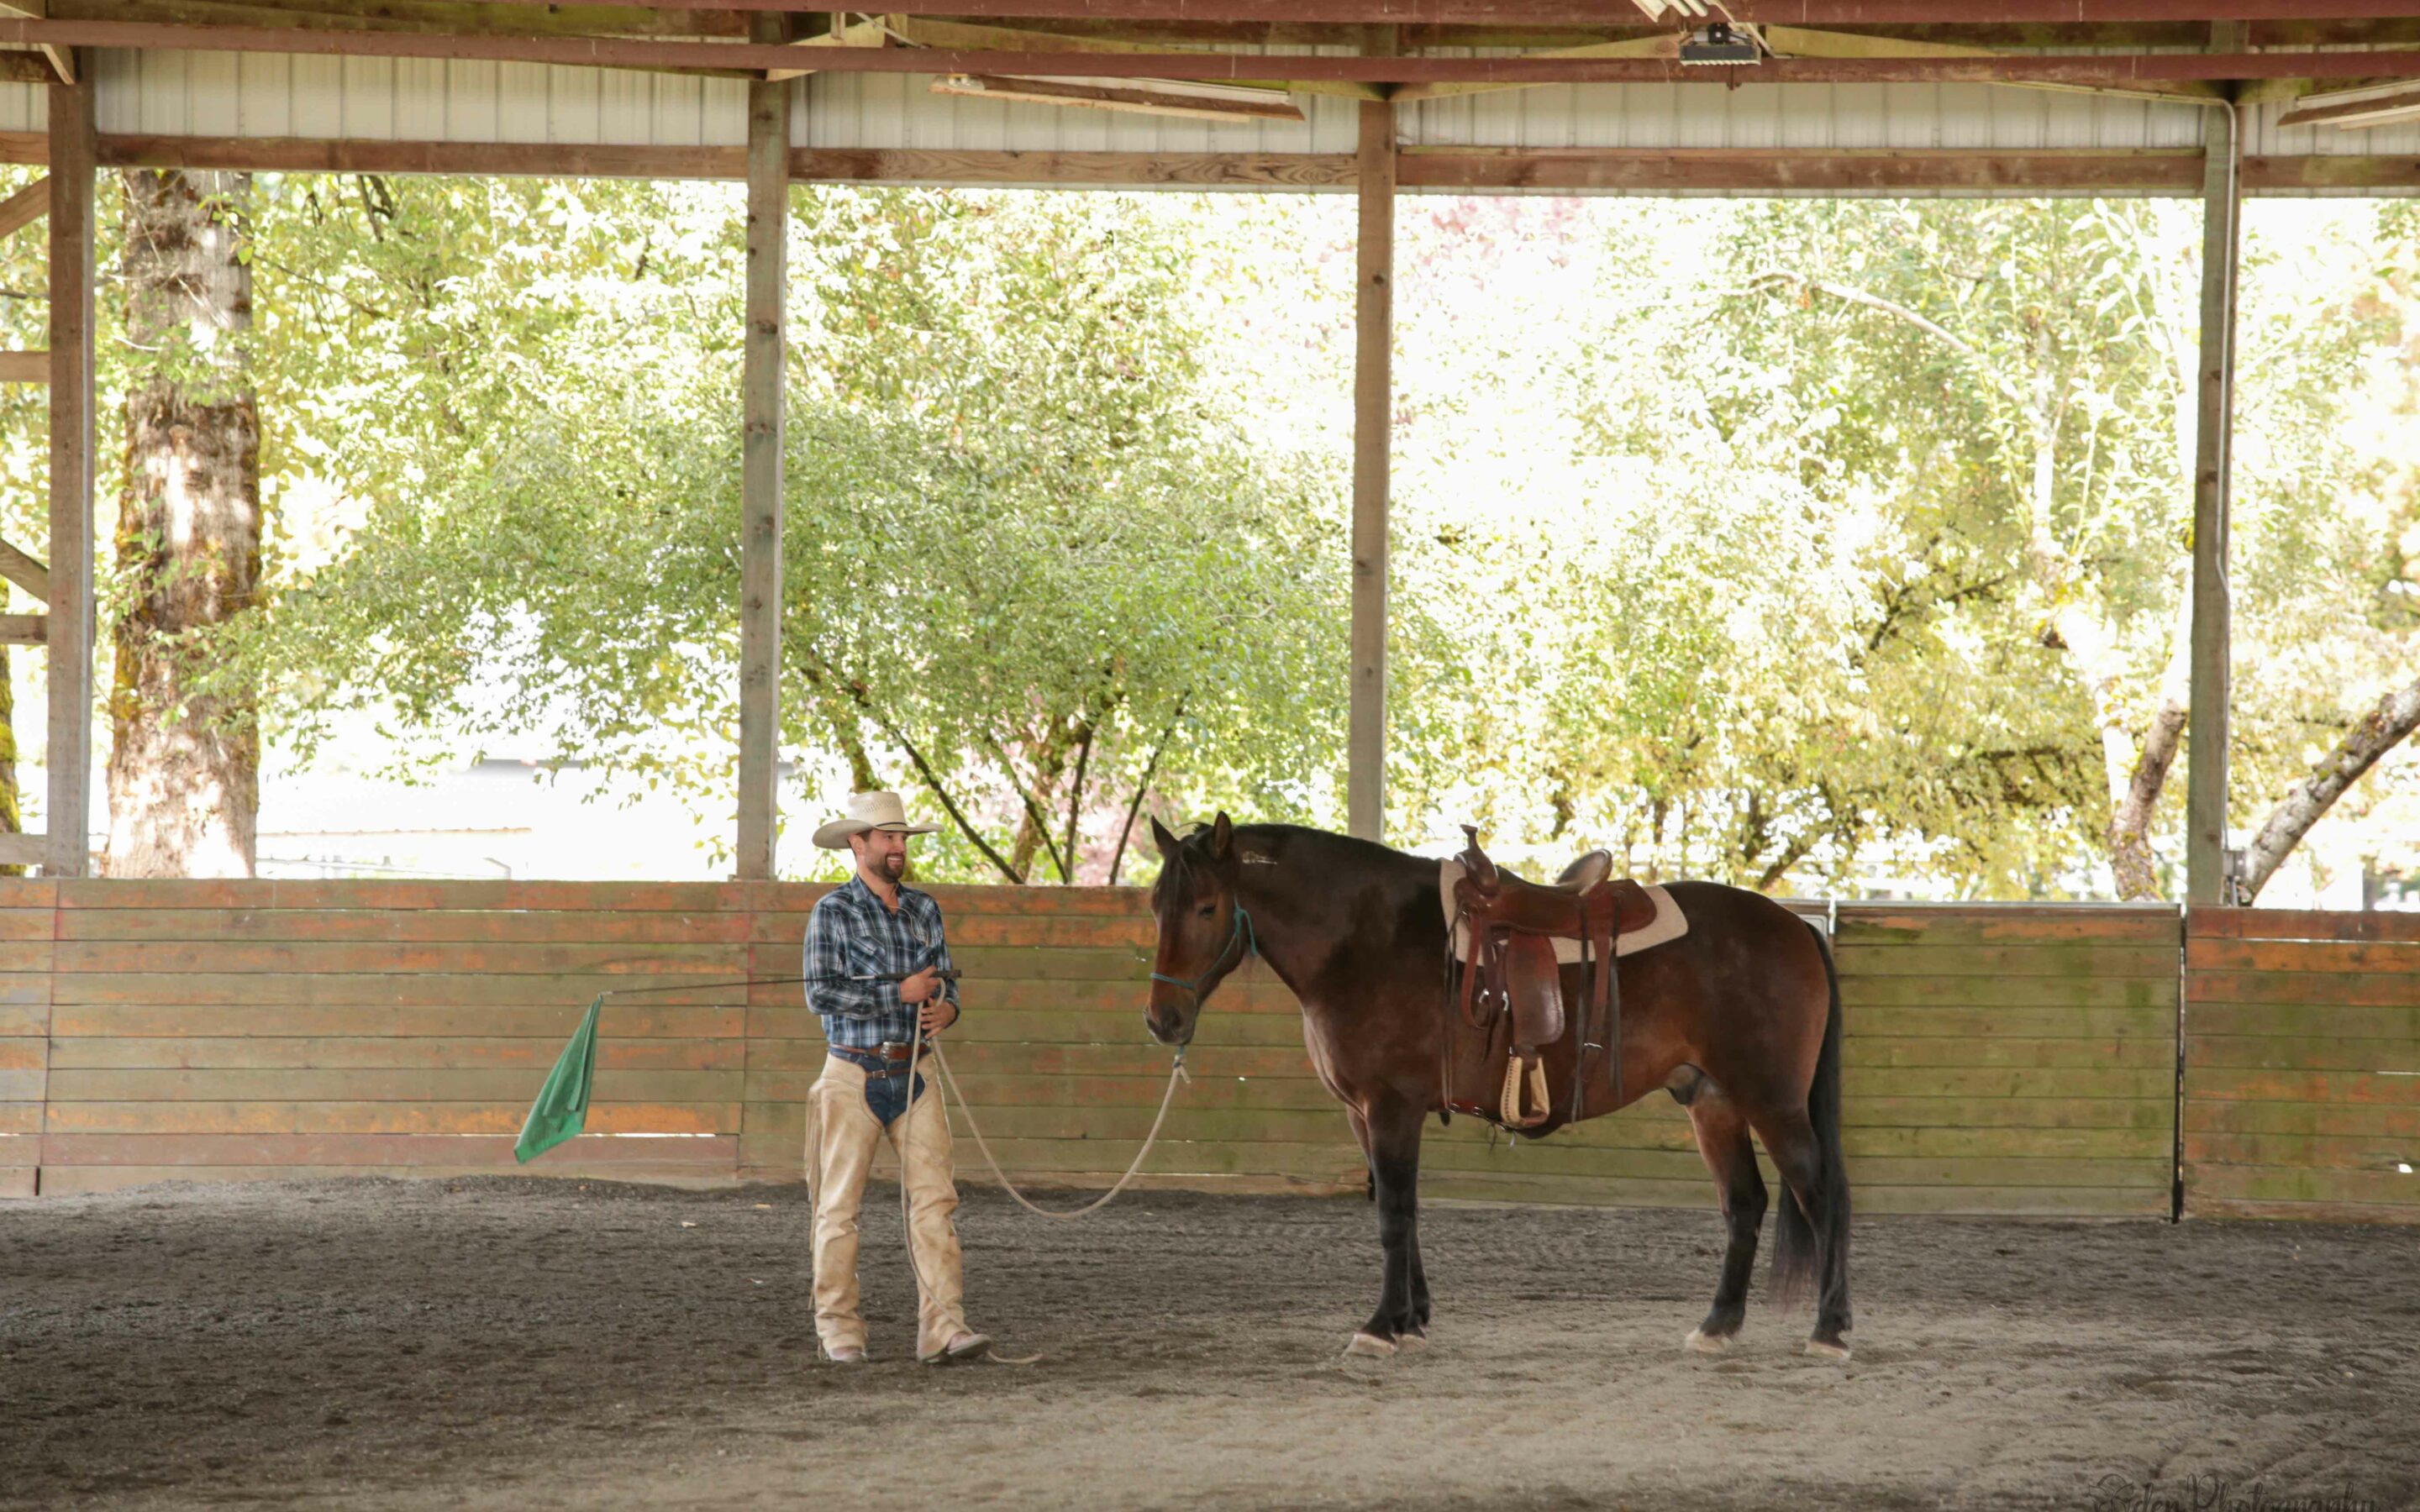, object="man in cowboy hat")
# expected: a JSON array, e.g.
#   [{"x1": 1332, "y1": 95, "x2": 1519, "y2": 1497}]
[{"x1": 802, "y1": 790, "x2": 992, "y2": 1366}]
